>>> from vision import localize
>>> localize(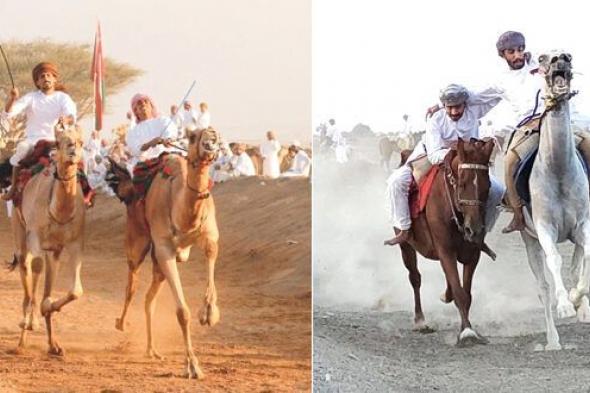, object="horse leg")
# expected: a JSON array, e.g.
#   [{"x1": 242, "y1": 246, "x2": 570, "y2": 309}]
[
  {"x1": 41, "y1": 252, "x2": 63, "y2": 356},
  {"x1": 145, "y1": 252, "x2": 166, "y2": 359},
  {"x1": 440, "y1": 279, "x2": 453, "y2": 304},
  {"x1": 536, "y1": 229, "x2": 576, "y2": 319},
  {"x1": 462, "y1": 260, "x2": 479, "y2": 324},
  {"x1": 400, "y1": 243, "x2": 431, "y2": 332},
  {"x1": 521, "y1": 232, "x2": 560, "y2": 350},
  {"x1": 156, "y1": 245, "x2": 204, "y2": 380},
  {"x1": 438, "y1": 251, "x2": 485, "y2": 346},
  {"x1": 198, "y1": 237, "x2": 220, "y2": 327},
  {"x1": 116, "y1": 212, "x2": 150, "y2": 331}
]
